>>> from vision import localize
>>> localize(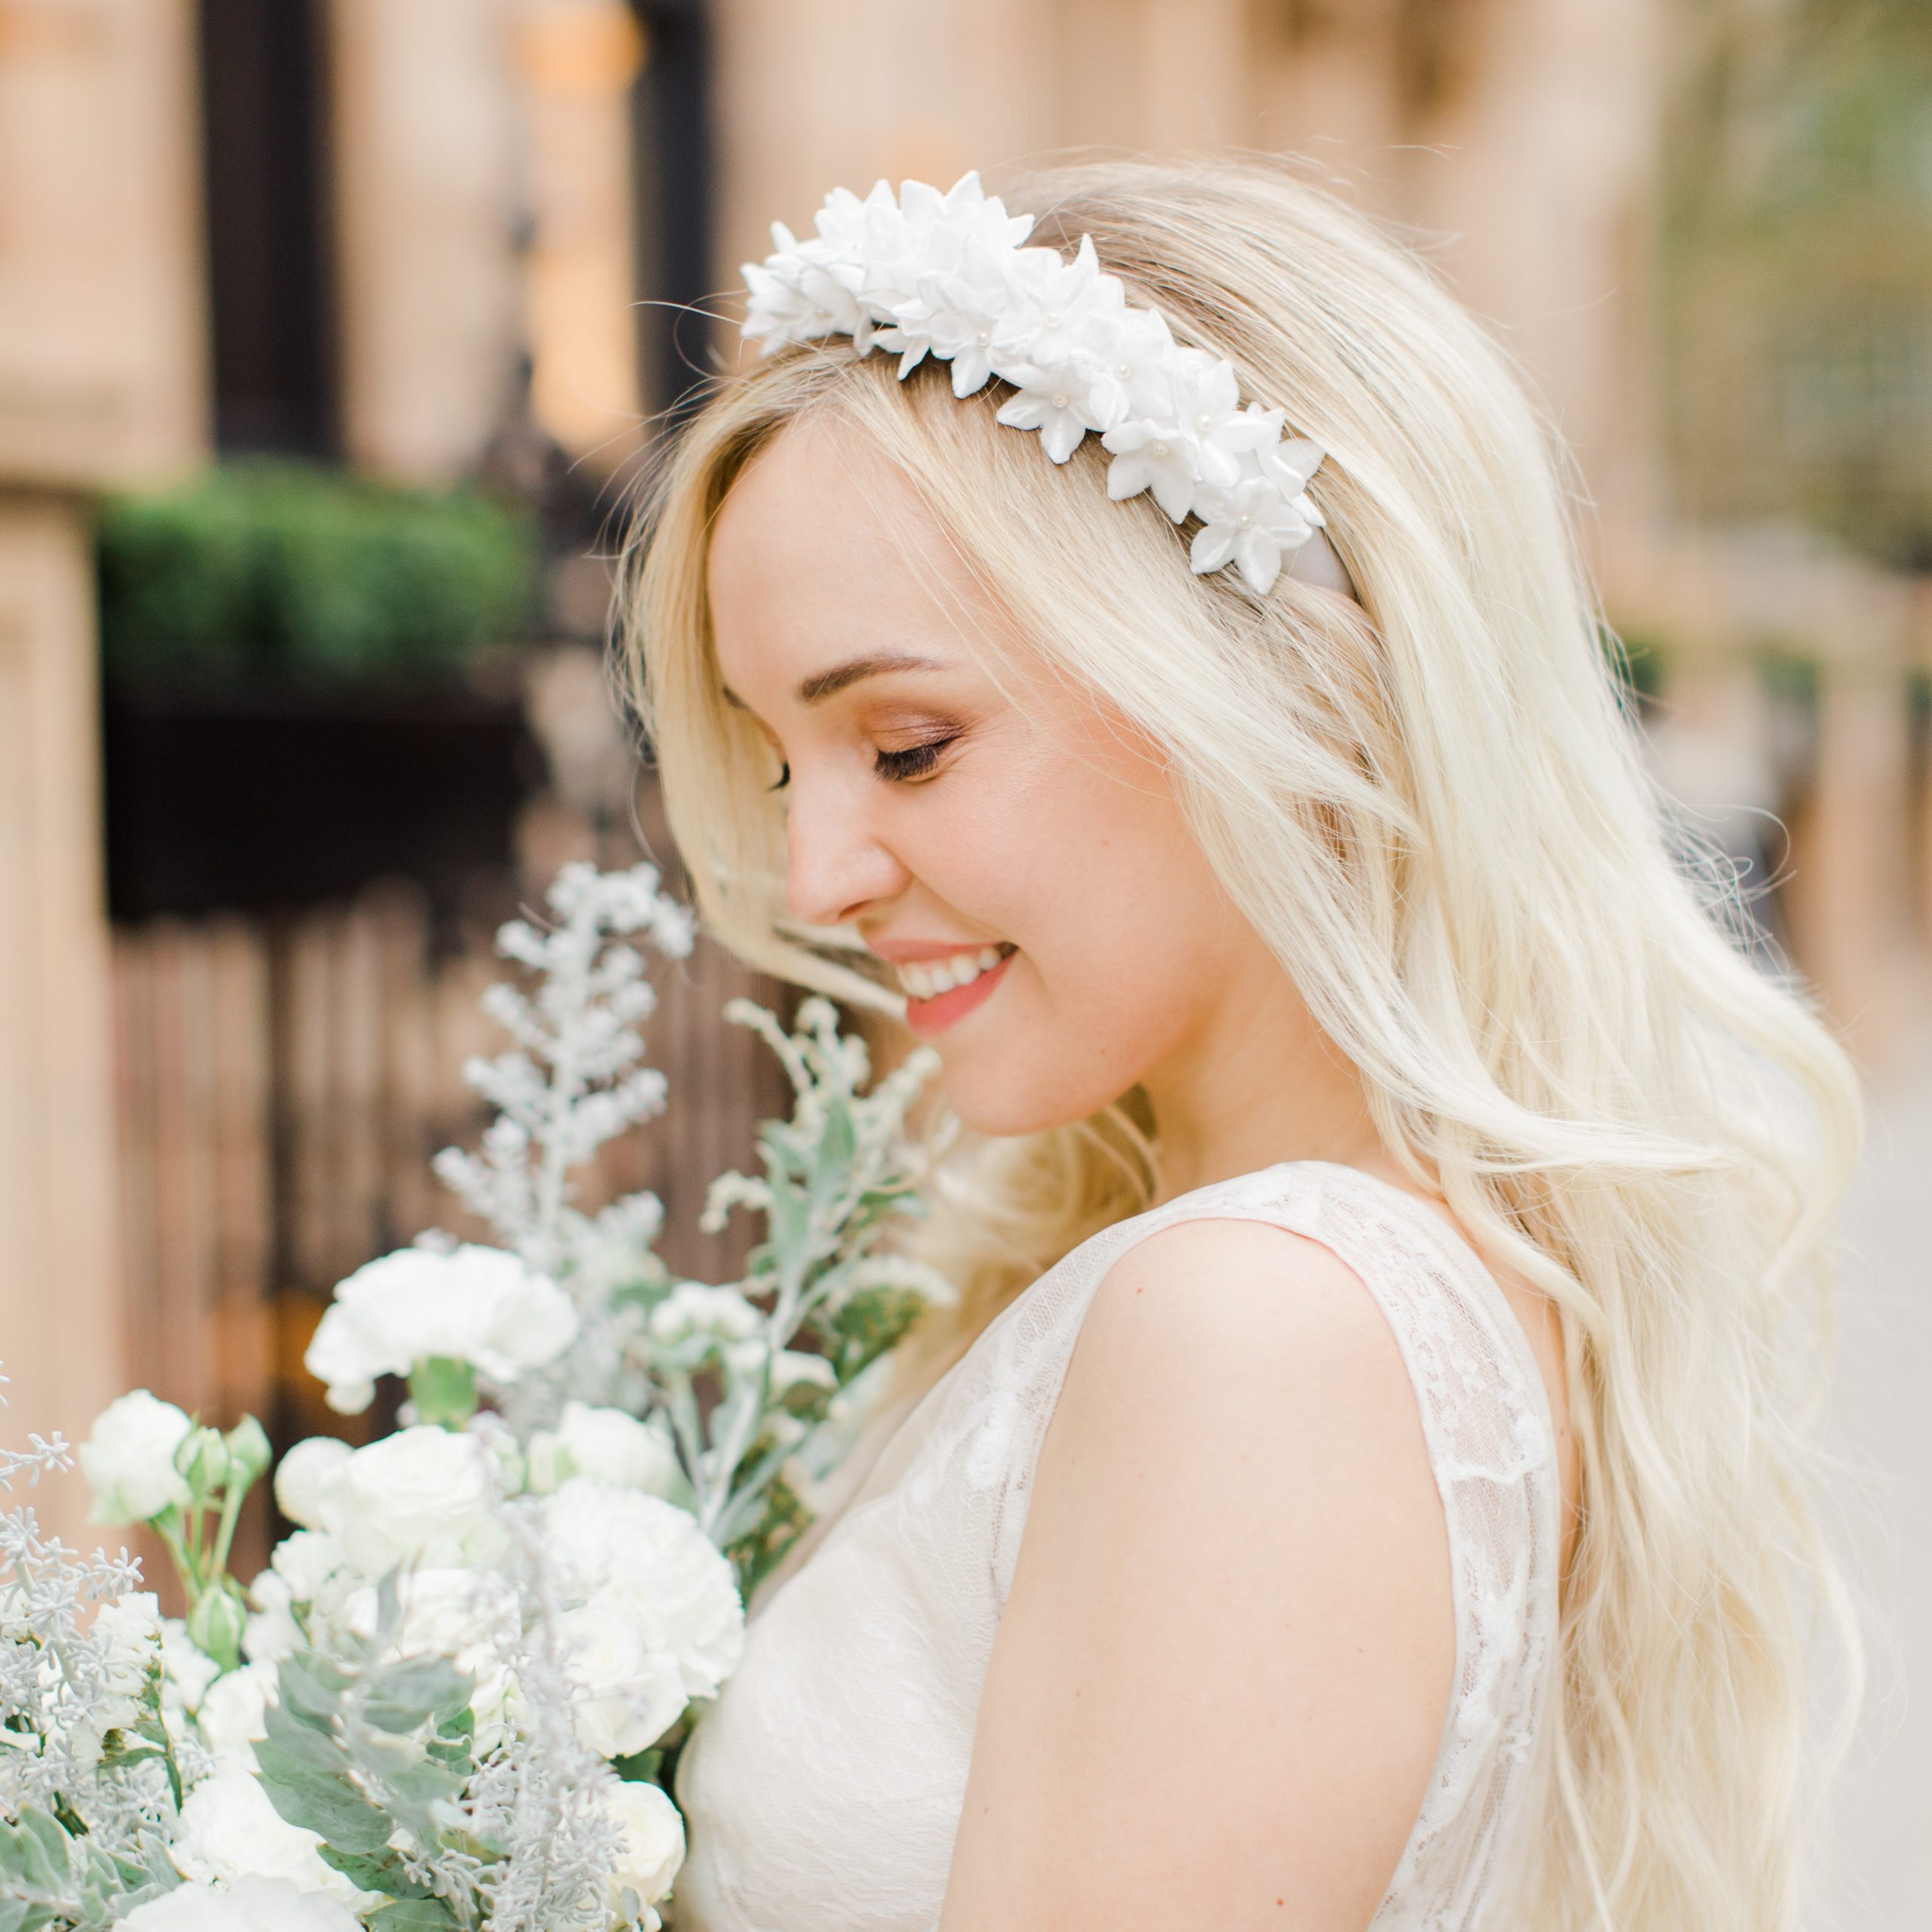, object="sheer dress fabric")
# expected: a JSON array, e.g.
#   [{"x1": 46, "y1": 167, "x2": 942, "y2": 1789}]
[{"x1": 673, "y1": 1161, "x2": 1562, "y2": 1931}]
